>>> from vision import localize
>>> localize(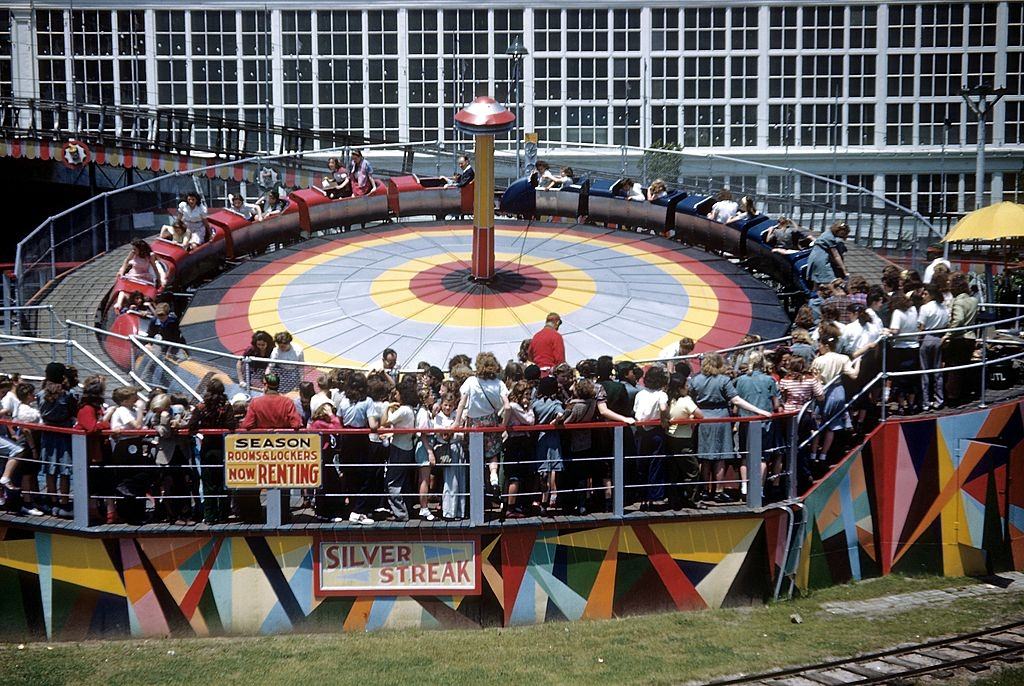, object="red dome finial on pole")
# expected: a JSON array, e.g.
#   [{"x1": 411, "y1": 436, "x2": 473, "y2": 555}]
[{"x1": 456, "y1": 97, "x2": 516, "y2": 281}]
